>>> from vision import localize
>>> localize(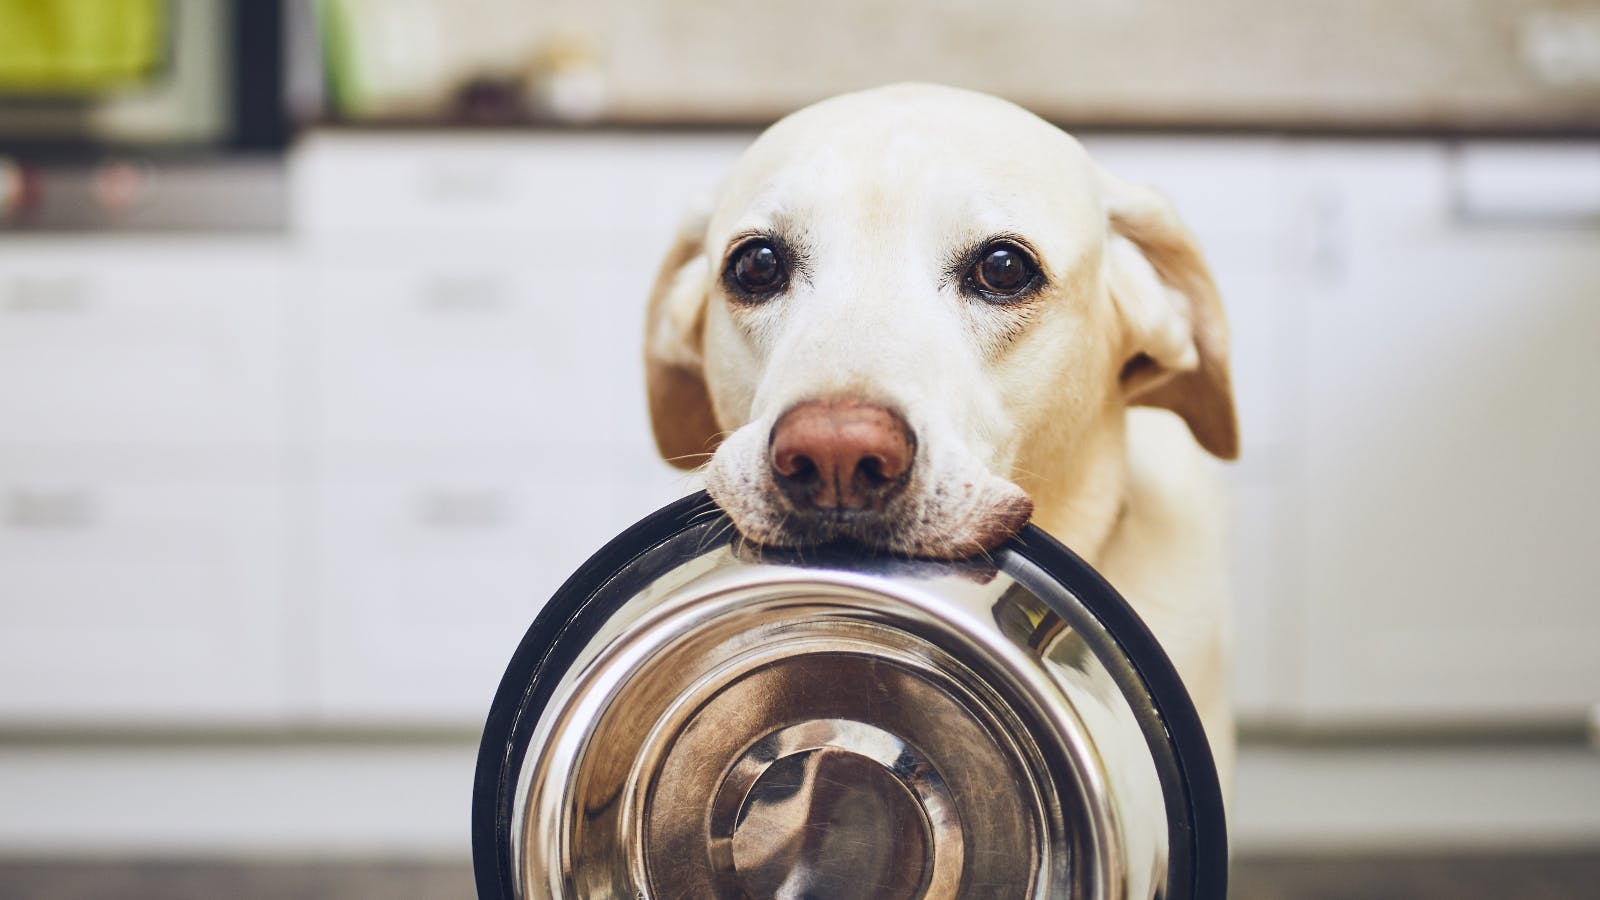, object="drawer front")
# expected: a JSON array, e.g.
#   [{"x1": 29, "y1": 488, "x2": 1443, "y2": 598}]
[
  {"x1": 311, "y1": 449, "x2": 683, "y2": 723},
  {"x1": 0, "y1": 463, "x2": 291, "y2": 725},
  {"x1": 293, "y1": 132, "x2": 750, "y2": 239},
  {"x1": 0, "y1": 241, "x2": 287, "y2": 446},
  {"x1": 1296, "y1": 144, "x2": 1600, "y2": 724},
  {"x1": 1226, "y1": 465, "x2": 1299, "y2": 725},
  {"x1": 313, "y1": 244, "x2": 660, "y2": 451}
]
